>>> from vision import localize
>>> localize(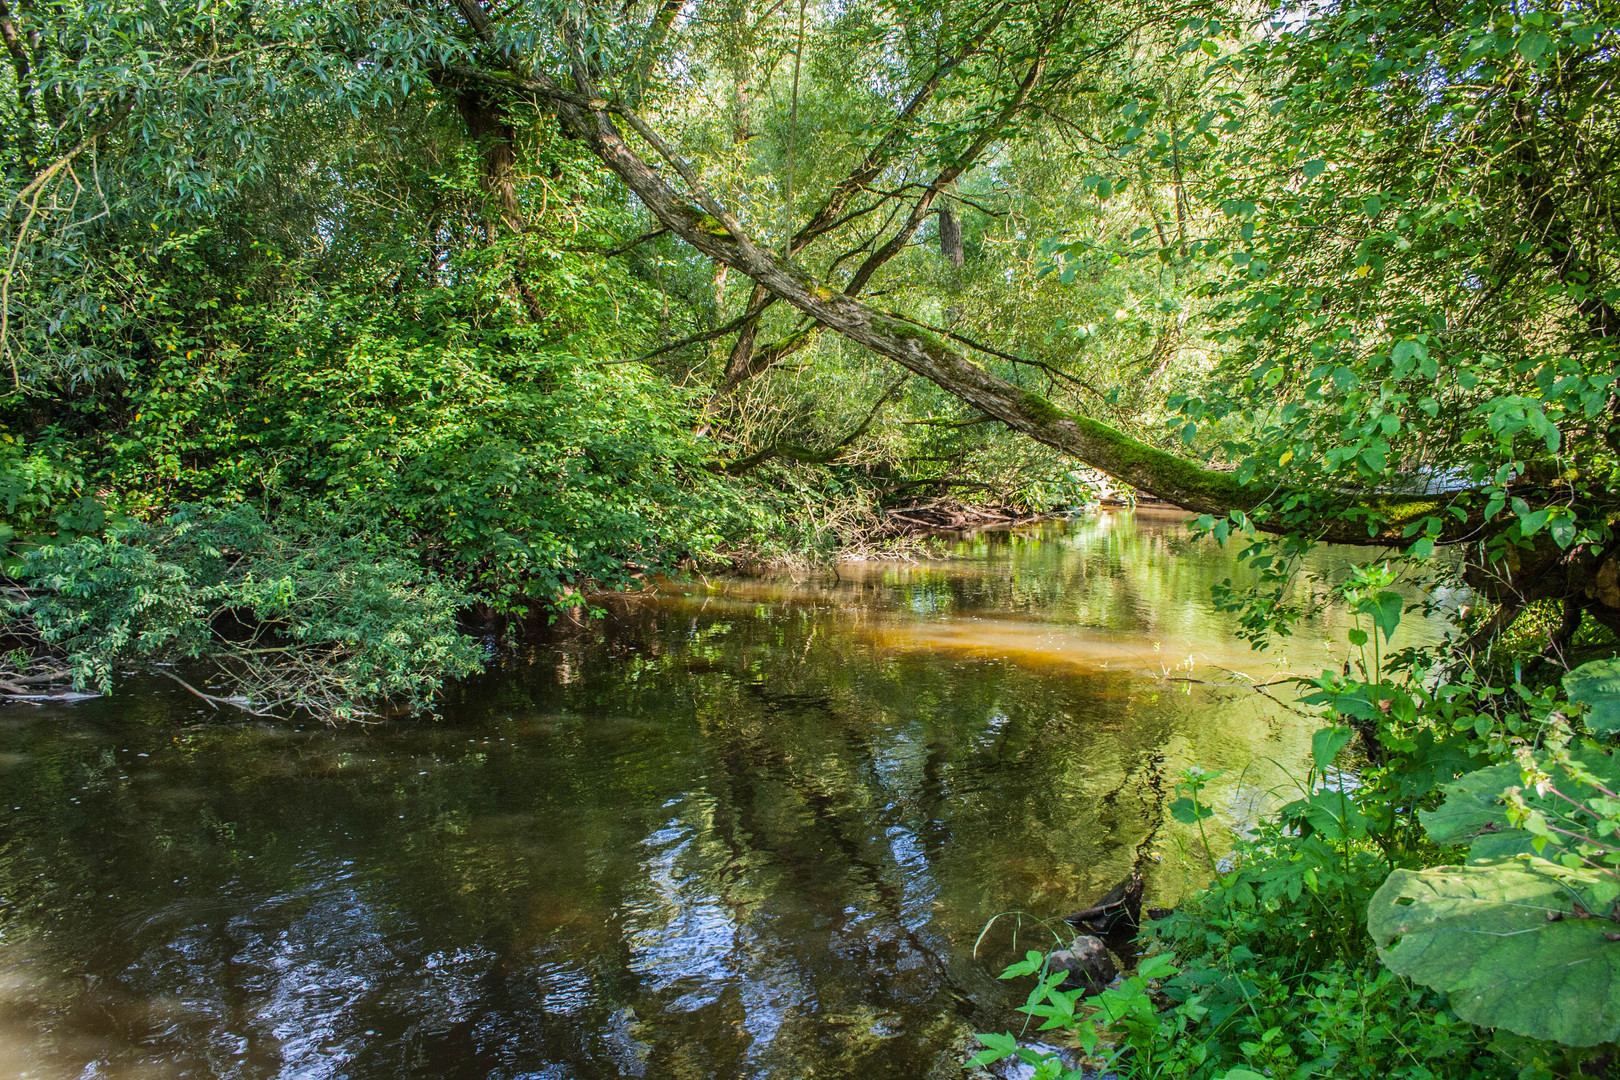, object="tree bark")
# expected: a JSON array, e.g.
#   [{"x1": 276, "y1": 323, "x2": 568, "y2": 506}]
[{"x1": 938, "y1": 207, "x2": 964, "y2": 267}]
